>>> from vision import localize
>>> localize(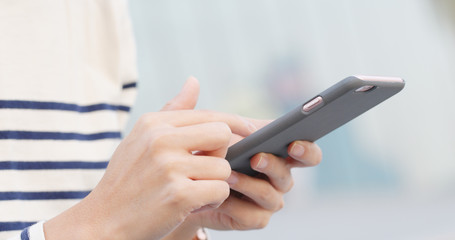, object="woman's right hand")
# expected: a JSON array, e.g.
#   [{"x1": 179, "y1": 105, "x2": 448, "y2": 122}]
[{"x1": 44, "y1": 110, "x2": 256, "y2": 240}]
